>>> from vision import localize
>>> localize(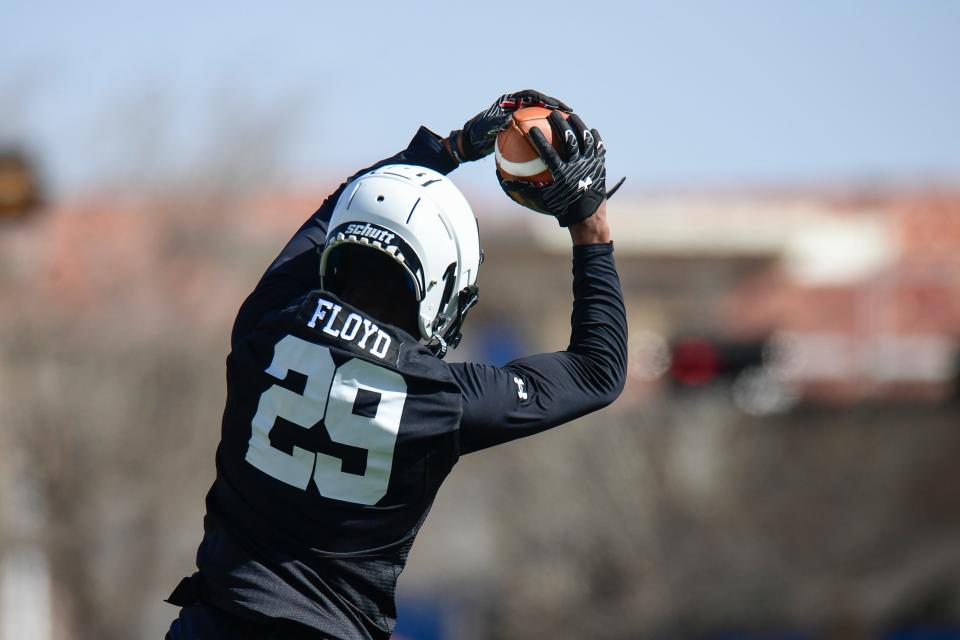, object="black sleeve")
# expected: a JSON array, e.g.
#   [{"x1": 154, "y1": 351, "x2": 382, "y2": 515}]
[
  {"x1": 448, "y1": 243, "x2": 628, "y2": 454},
  {"x1": 231, "y1": 127, "x2": 459, "y2": 343}
]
